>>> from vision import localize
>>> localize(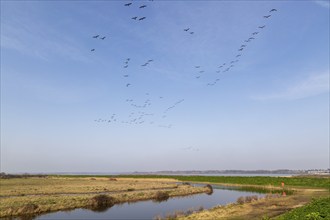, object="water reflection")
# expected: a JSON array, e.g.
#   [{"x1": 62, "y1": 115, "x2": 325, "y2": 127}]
[{"x1": 33, "y1": 185, "x2": 266, "y2": 220}]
